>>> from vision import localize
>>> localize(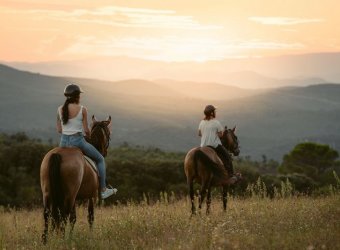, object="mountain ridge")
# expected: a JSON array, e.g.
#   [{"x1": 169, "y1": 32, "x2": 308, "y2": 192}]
[
  {"x1": 3, "y1": 51, "x2": 340, "y2": 88},
  {"x1": 1, "y1": 63, "x2": 340, "y2": 160}
]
